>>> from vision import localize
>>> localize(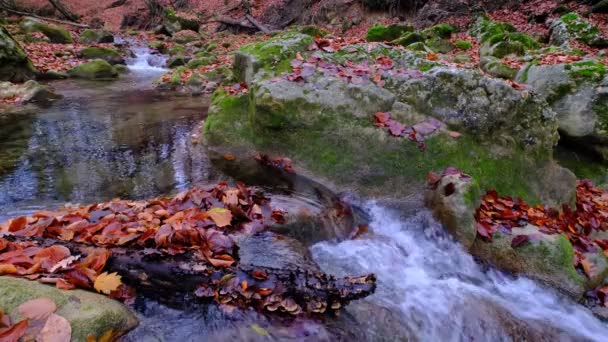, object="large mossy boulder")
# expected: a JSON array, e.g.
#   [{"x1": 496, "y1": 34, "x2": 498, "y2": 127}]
[
  {"x1": 0, "y1": 26, "x2": 37, "y2": 82},
  {"x1": 550, "y1": 12, "x2": 608, "y2": 48},
  {"x1": 204, "y1": 33, "x2": 574, "y2": 206},
  {"x1": 80, "y1": 47, "x2": 124, "y2": 65},
  {"x1": 0, "y1": 277, "x2": 138, "y2": 341},
  {"x1": 163, "y1": 10, "x2": 200, "y2": 35},
  {"x1": 67, "y1": 60, "x2": 118, "y2": 80},
  {"x1": 517, "y1": 61, "x2": 608, "y2": 160},
  {"x1": 19, "y1": 17, "x2": 73, "y2": 44},
  {"x1": 78, "y1": 29, "x2": 114, "y2": 44}
]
